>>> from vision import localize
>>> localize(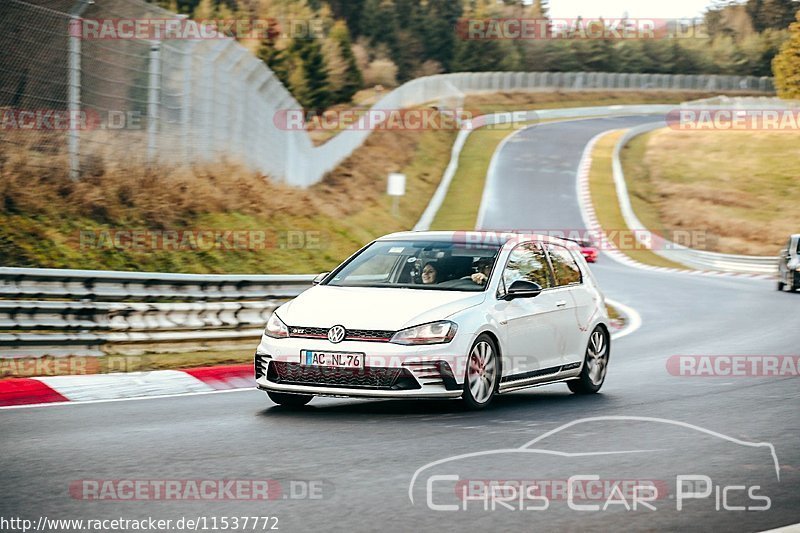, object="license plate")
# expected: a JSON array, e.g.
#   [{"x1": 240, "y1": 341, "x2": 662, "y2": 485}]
[{"x1": 302, "y1": 350, "x2": 364, "y2": 368}]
